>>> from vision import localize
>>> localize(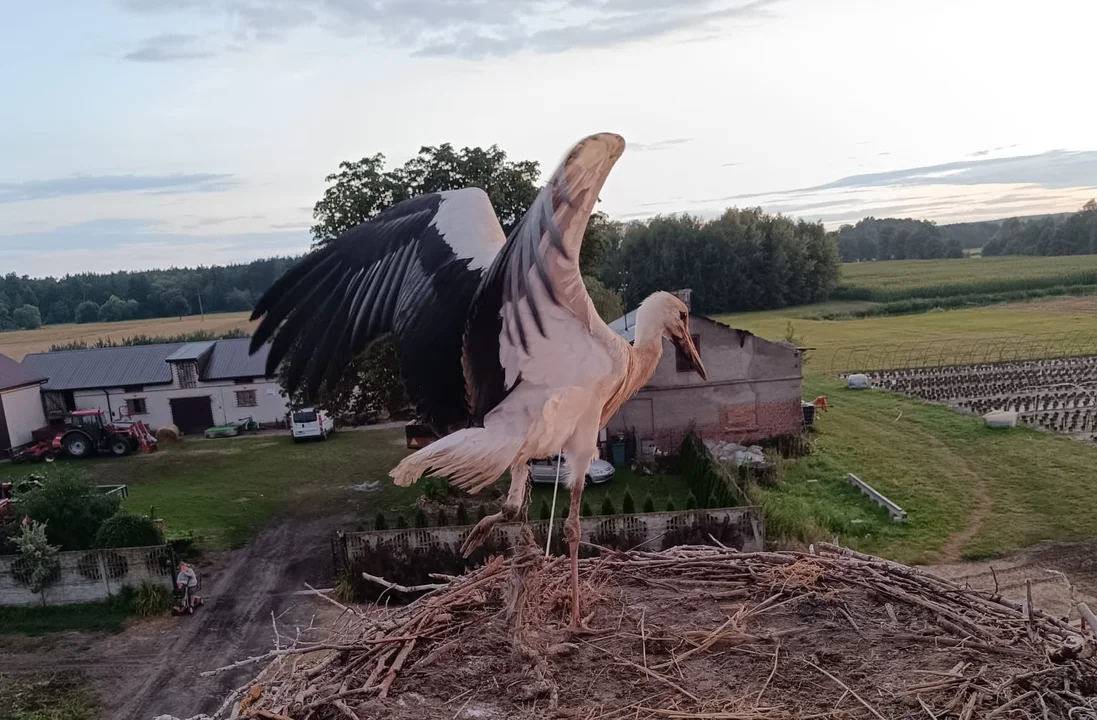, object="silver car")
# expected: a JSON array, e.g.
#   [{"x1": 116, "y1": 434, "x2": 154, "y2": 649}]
[{"x1": 529, "y1": 455, "x2": 615, "y2": 487}]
